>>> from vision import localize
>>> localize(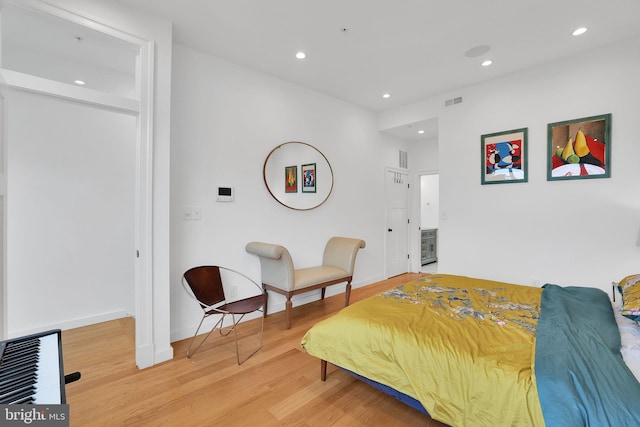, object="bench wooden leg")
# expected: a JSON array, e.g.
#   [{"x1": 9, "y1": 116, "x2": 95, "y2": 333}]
[
  {"x1": 321, "y1": 359, "x2": 327, "y2": 381},
  {"x1": 285, "y1": 298, "x2": 292, "y2": 329},
  {"x1": 263, "y1": 287, "x2": 269, "y2": 317},
  {"x1": 345, "y1": 281, "x2": 352, "y2": 306}
]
